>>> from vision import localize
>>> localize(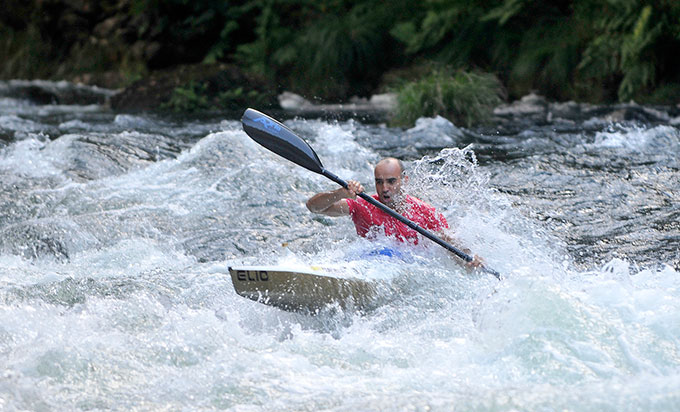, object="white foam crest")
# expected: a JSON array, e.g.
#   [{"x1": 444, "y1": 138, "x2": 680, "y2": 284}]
[
  {"x1": 177, "y1": 128, "x2": 254, "y2": 164},
  {"x1": 473, "y1": 258, "x2": 679, "y2": 385},
  {"x1": 113, "y1": 114, "x2": 160, "y2": 129},
  {"x1": 581, "y1": 259, "x2": 680, "y2": 334},
  {"x1": 405, "y1": 146, "x2": 566, "y2": 278},
  {"x1": 305, "y1": 120, "x2": 377, "y2": 181},
  {"x1": 406, "y1": 146, "x2": 492, "y2": 209},
  {"x1": 404, "y1": 115, "x2": 463, "y2": 147},
  {"x1": 57, "y1": 119, "x2": 92, "y2": 131},
  {"x1": 0, "y1": 136, "x2": 73, "y2": 178},
  {"x1": 592, "y1": 124, "x2": 680, "y2": 151},
  {"x1": 0, "y1": 114, "x2": 48, "y2": 135},
  {"x1": 0, "y1": 238, "x2": 193, "y2": 287},
  {"x1": 0, "y1": 97, "x2": 34, "y2": 114},
  {"x1": 34, "y1": 104, "x2": 103, "y2": 117},
  {"x1": 2, "y1": 79, "x2": 116, "y2": 97},
  {"x1": 0, "y1": 282, "x2": 225, "y2": 409},
  {"x1": 69, "y1": 238, "x2": 194, "y2": 278},
  {"x1": 40, "y1": 129, "x2": 244, "y2": 227}
]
